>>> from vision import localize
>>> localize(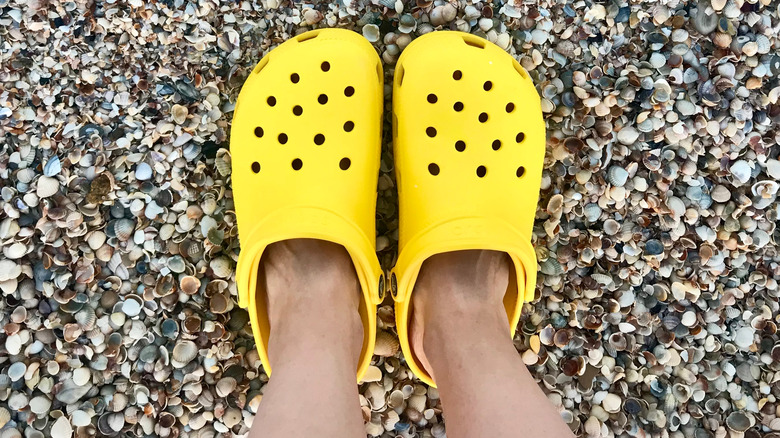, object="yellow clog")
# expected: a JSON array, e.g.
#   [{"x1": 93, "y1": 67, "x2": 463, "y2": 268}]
[
  {"x1": 231, "y1": 29, "x2": 385, "y2": 381},
  {"x1": 391, "y1": 31, "x2": 545, "y2": 386}
]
